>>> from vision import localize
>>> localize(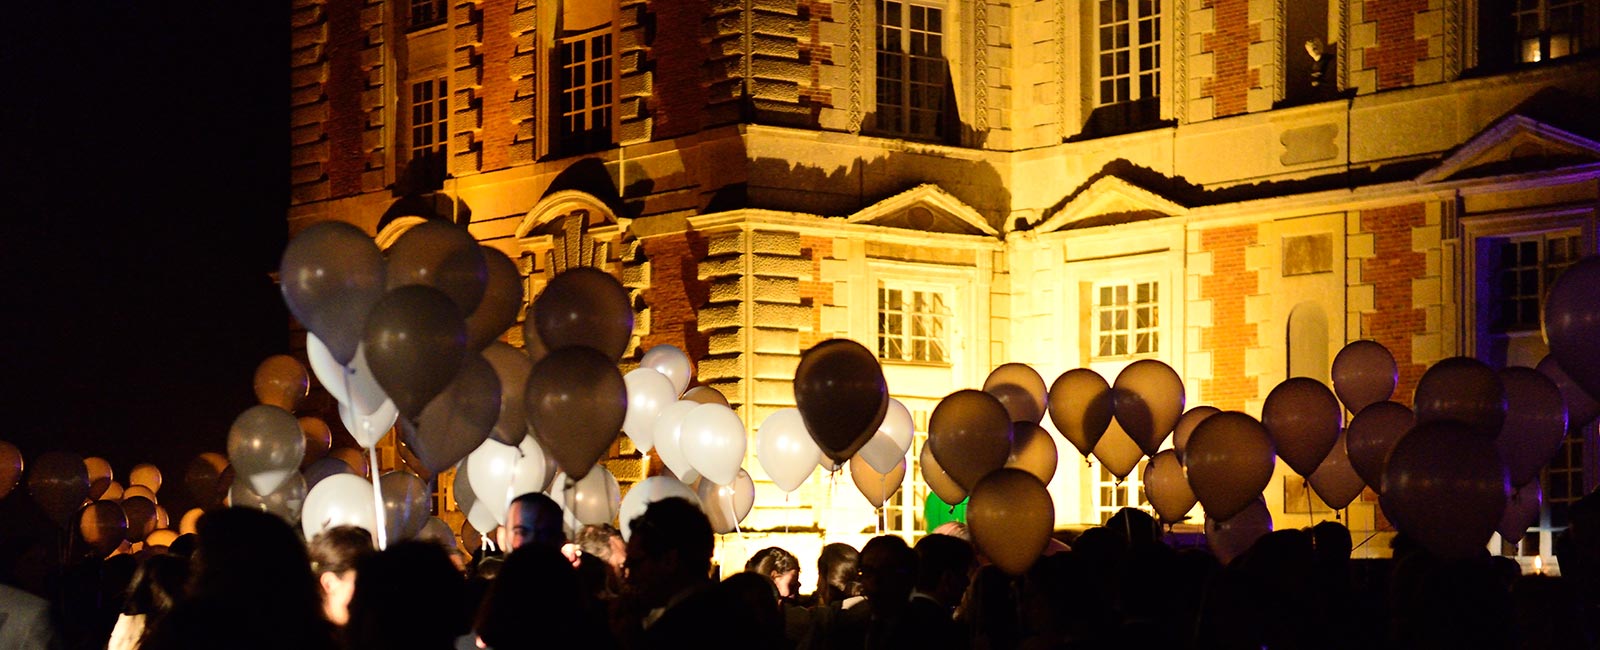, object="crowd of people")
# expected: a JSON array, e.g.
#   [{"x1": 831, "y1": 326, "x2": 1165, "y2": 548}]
[{"x1": 3, "y1": 487, "x2": 1599, "y2": 650}]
